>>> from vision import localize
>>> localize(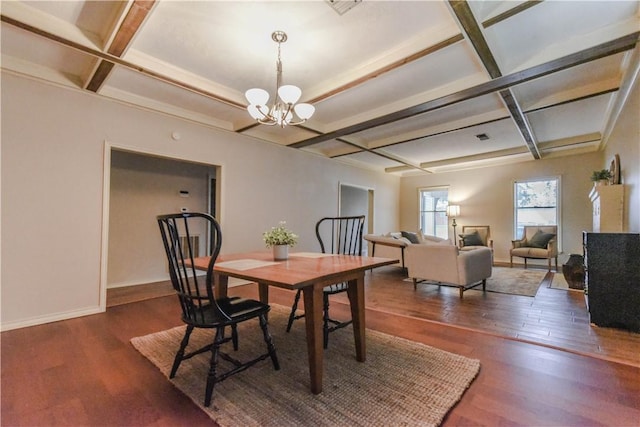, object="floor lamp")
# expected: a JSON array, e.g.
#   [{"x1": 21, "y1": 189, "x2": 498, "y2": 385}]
[{"x1": 446, "y1": 205, "x2": 460, "y2": 239}]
